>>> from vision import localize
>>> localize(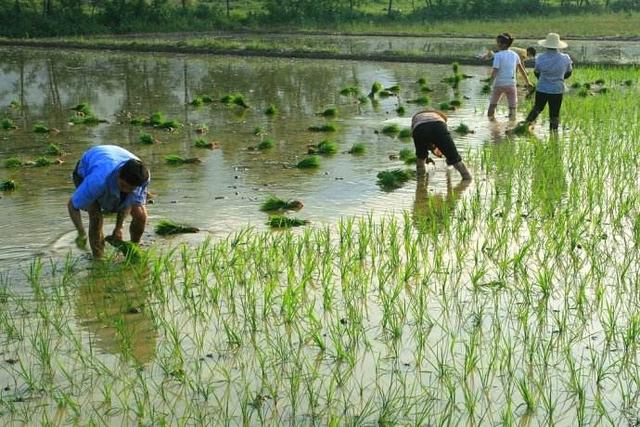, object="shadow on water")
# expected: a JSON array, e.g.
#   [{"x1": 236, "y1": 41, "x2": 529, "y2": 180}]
[{"x1": 412, "y1": 173, "x2": 471, "y2": 234}]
